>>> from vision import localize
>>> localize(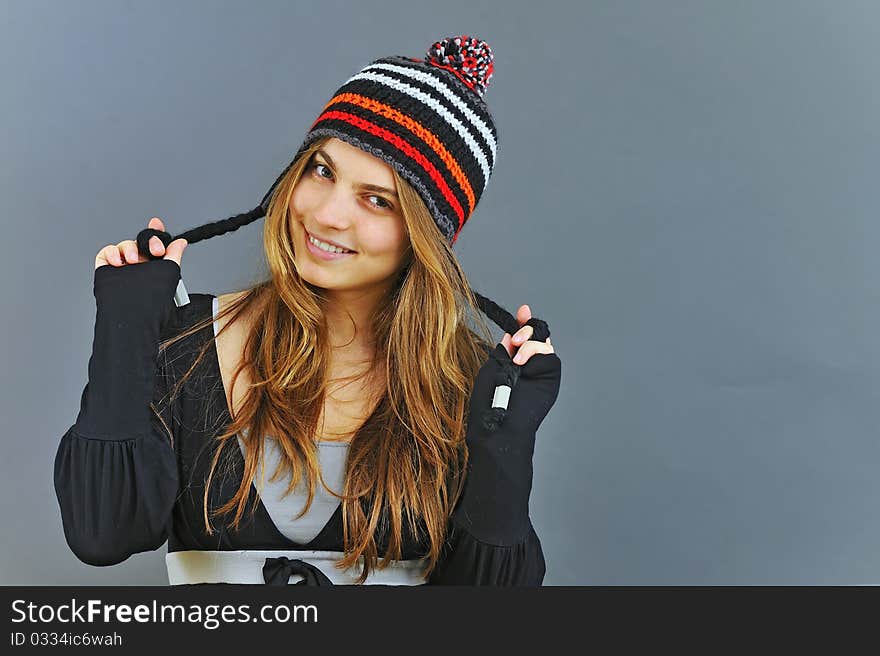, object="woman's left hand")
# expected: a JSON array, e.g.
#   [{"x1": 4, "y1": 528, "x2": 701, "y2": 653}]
[
  {"x1": 501, "y1": 304, "x2": 556, "y2": 364},
  {"x1": 469, "y1": 302, "x2": 561, "y2": 438},
  {"x1": 455, "y1": 303, "x2": 561, "y2": 545}
]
